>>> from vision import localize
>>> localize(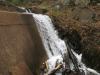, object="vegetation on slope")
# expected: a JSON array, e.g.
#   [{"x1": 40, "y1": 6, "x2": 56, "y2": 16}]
[{"x1": 0, "y1": 0, "x2": 100, "y2": 73}]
